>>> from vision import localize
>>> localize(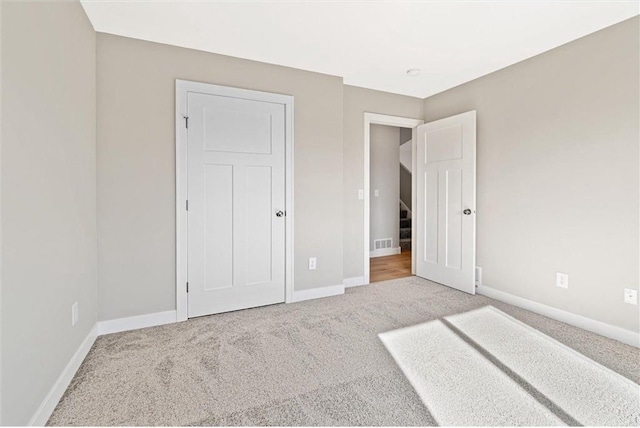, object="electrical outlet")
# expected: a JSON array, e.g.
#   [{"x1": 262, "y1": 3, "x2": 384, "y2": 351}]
[
  {"x1": 358, "y1": 189, "x2": 364, "y2": 200},
  {"x1": 556, "y1": 272, "x2": 569, "y2": 289},
  {"x1": 308, "y1": 257, "x2": 317, "y2": 270},
  {"x1": 624, "y1": 289, "x2": 638, "y2": 305},
  {"x1": 71, "y1": 302, "x2": 78, "y2": 326},
  {"x1": 475, "y1": 267, "x2": 482, "y2": 287},
  {"x1": 374, "y1": 189, "x2": 379, "y2": 197}
]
